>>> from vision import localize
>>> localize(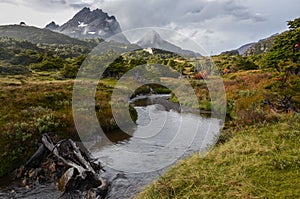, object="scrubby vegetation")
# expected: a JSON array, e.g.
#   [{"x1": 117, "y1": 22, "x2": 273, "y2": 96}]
[
  {"x1": 0, "y1": 16, "x2": 299, "y2": 198},
  {"x1": 137, "y1": 17, "x2": 300, "y2": 198},
  {"x1": 0, "y1": 38, "x2": 189, "y2": 177},
  {"x1": 0, "y1": 37, "x2": 90, "y2": 76},
  {"x1": 0, "y1": 78, "x2": 126, "y2": 177}
]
